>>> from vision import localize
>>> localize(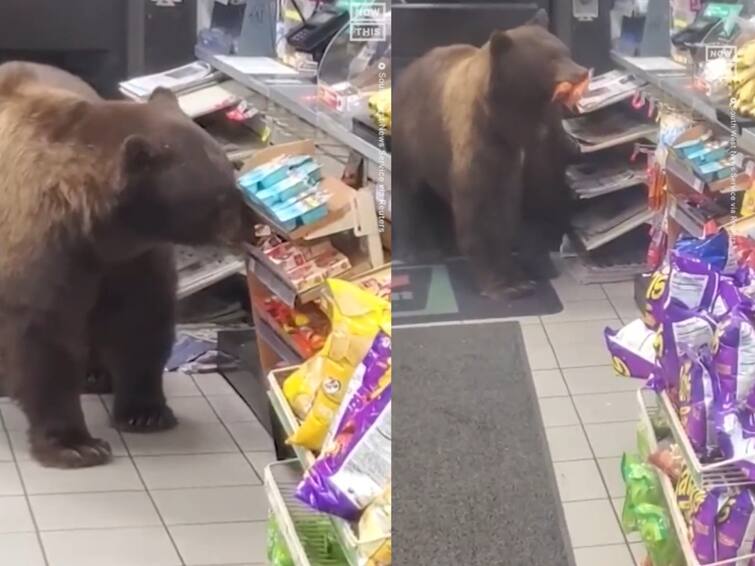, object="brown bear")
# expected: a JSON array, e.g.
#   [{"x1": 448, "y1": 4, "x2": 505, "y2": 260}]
[
  {"x1": 0, "y1": 62, "x2": 243, "y2": 468},
  {"x1": 393, "y1": 10, "x2": 587, "y2": 298}
]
